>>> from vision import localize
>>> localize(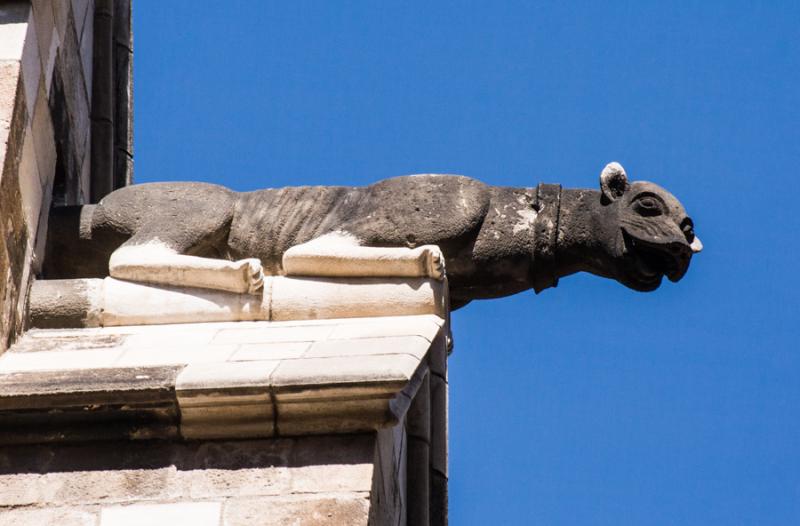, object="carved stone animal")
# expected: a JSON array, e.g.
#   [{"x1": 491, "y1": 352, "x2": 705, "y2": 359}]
[{"x1": 44, "y1": 163, "x2": 701, "y2": 309}]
